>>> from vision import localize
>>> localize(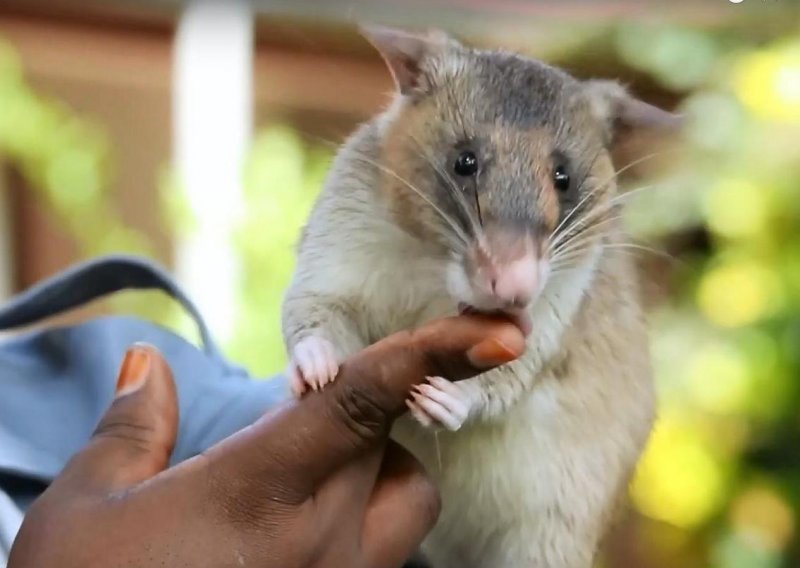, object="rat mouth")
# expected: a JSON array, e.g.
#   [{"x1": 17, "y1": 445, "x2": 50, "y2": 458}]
[{"x1": 458, "y1": 302, "x2": 532, "y2": 337}]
